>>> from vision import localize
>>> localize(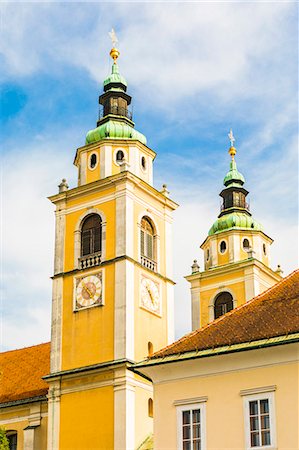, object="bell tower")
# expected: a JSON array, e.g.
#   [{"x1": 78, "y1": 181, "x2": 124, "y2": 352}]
[
  {"x1": 46, "y1": 38, "x2": 178, "y2": 450},
  {"x1": 186, "y1": 131, "x2": 282, "y2": 330}
]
